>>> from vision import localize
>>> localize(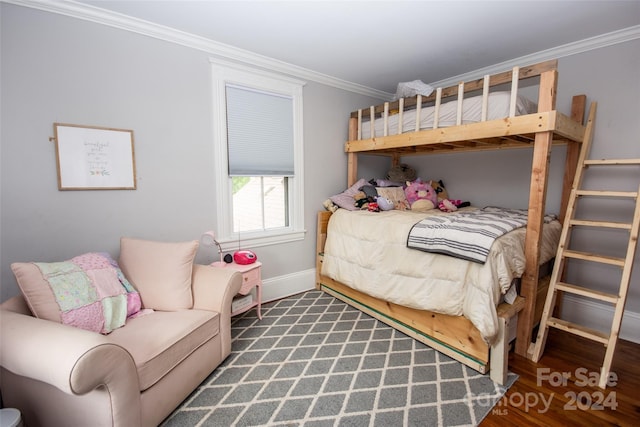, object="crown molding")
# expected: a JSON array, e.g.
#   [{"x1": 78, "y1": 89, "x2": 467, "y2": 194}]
[
  {"x1": 2, "y1": 0, "x2": 392, "y2": 99},
  {"x1": 430, "y1": 25, "x2": 640, "y2": 88},
  {"x1": 4, "y1": 1, "x2": 639, "y2": 99}
]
